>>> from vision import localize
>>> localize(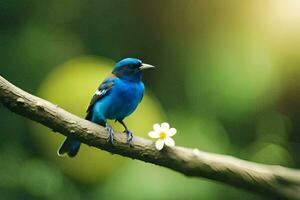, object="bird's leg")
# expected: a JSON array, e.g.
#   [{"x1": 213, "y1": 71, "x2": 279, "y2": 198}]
[
  {"x1": 118, "y1": 120, "x2": 133, "y2": 143},
  {"x1": 105, "y1": 122, "x2": 114, "y2": 145}
]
